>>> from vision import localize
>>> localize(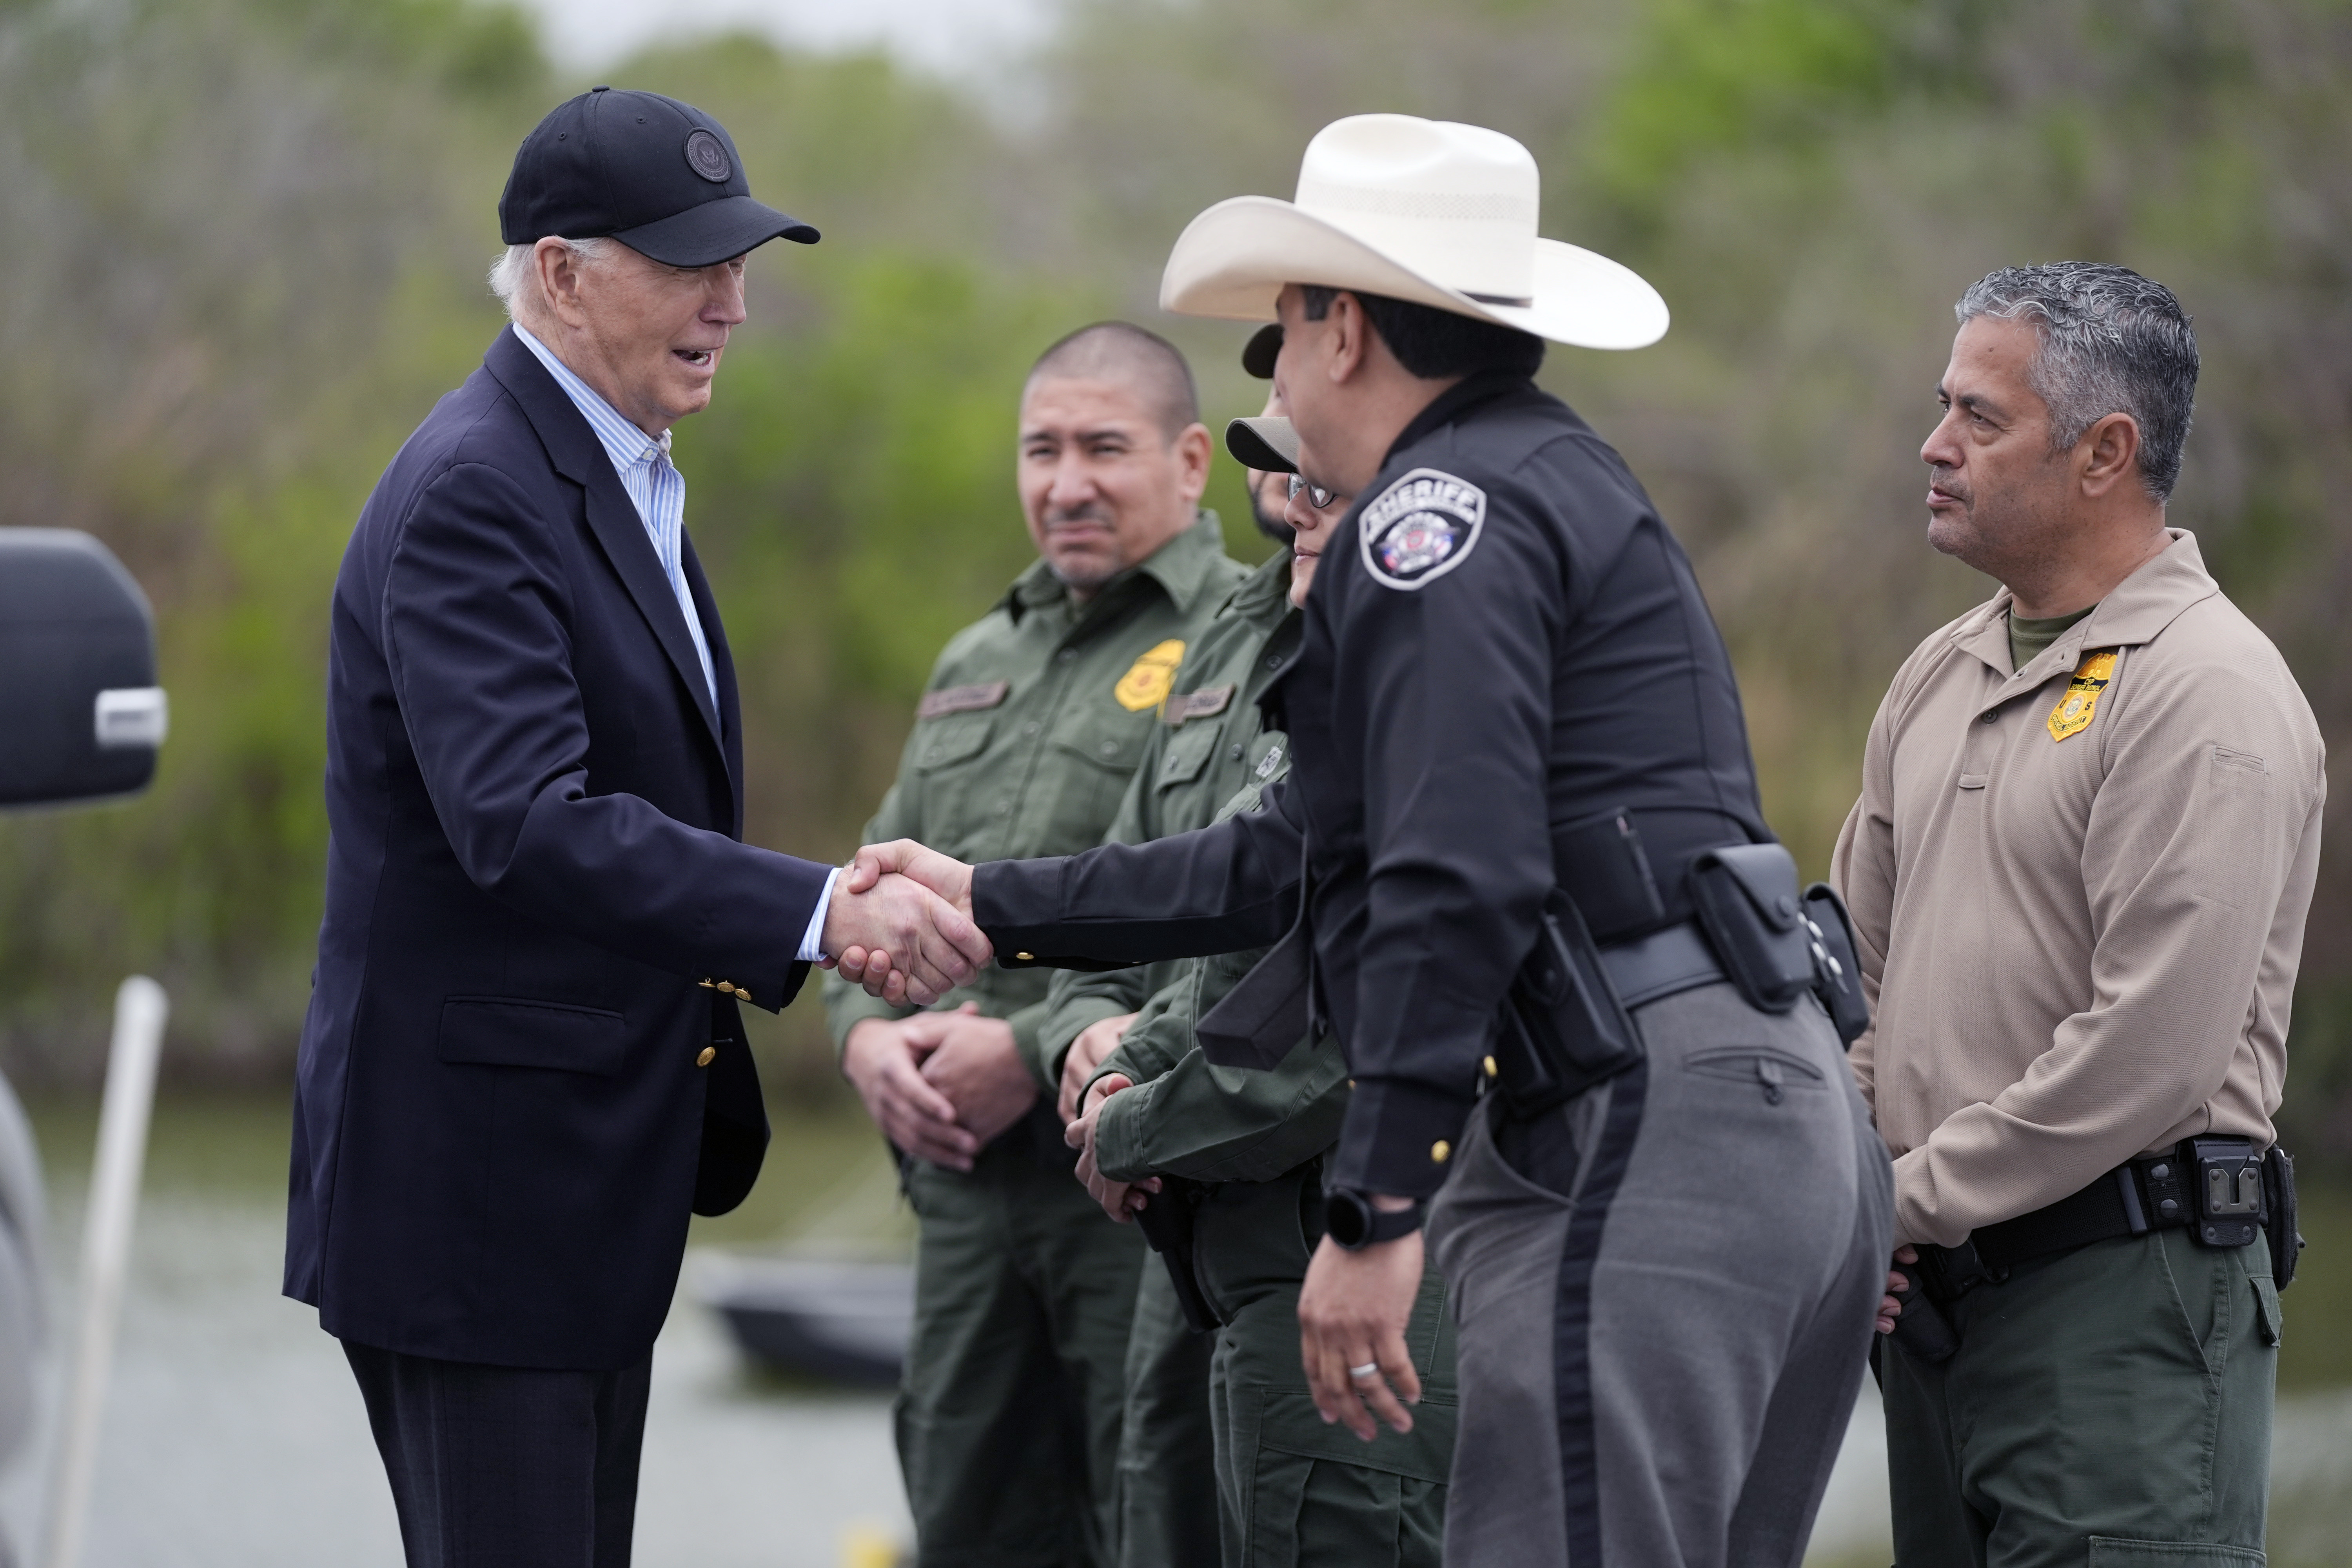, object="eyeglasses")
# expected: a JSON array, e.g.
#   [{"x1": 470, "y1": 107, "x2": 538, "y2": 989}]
[{"x1": 1287, "y1": 474, "x2": 1338, "y2": 510}]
